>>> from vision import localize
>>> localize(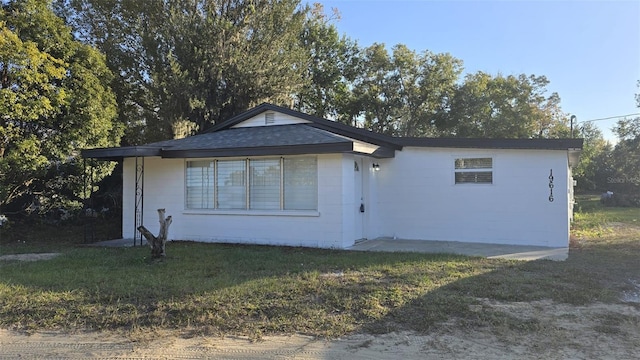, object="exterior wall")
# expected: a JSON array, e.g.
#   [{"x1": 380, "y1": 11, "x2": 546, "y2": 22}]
[
  {"x1": 122, "y1": 148, "x2": 573, "y2": 249},
  {"x1": 122, "y1": 157, "x2": 183, "y2": 242},
  {"x1": 231, "y1": 111, "x2": 311, "y2": 128},
  {"x1": 568, "y1": 167, "x2": 576, "y2": 222},
  {"x1": 123, "y1": 154, "x2": 350, "y2": 249},
  {"x1": 372, "y1": 148, "x2": 571, "y2": 247}
]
